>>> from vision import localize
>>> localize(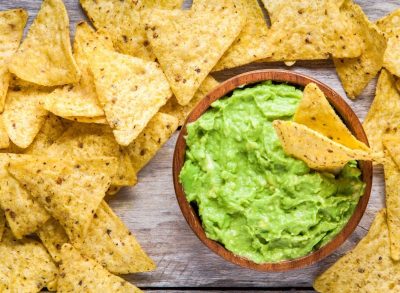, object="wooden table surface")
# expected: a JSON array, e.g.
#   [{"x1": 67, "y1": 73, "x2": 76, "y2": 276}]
[{"x1": 1, "y1": 0, "x2": 397, "y2": 292}]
